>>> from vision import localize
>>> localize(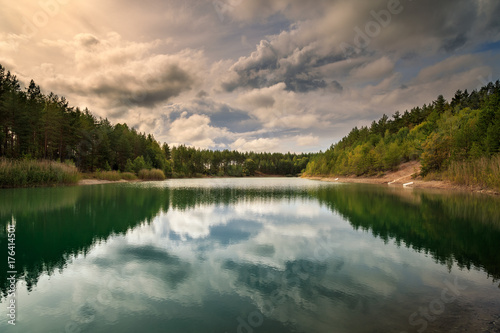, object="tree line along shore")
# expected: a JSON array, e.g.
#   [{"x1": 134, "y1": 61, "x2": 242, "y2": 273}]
[
  {"x1": 0, "y1": 64, "x2": 499, "y2": 191},
  {"x1": 0, "y1": 65, "x2": 310, "y2": 187},
  {"x1": 304, "y1": 81, "x2": 500, "y2": 192}
]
